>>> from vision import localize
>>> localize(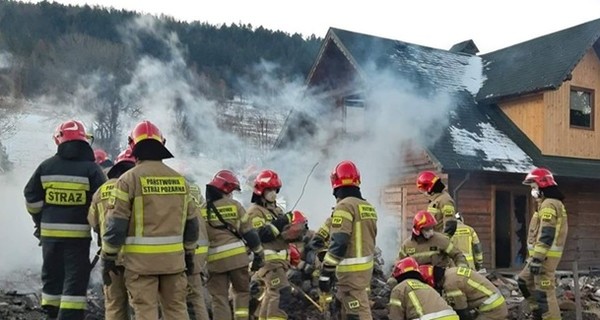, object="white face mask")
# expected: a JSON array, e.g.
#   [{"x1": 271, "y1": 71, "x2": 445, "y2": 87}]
[
  {"x1": 264, "y1": 190, "x2": 277, "y2": 203},
  {"x1": 531, "y1": 189, "x2": 542, "y2": 199},
  {"x1": 422, "y1": 229, "x2": 434, "y2": 239}
]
